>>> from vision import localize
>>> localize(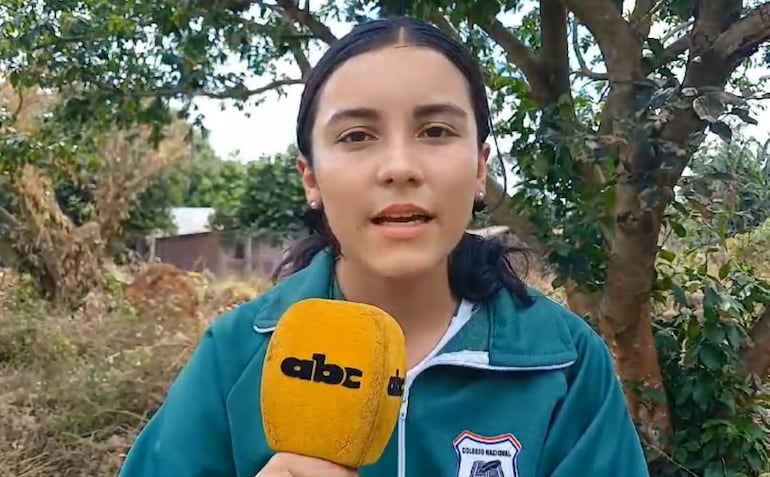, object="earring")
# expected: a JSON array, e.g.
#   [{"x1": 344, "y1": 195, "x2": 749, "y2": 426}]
[
  {"x1": 308, "y1": 200, "x2": 319, "y2": 209},
  {"x1": 472, "y1": 191, "x2": 486, "y2": 213}
]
